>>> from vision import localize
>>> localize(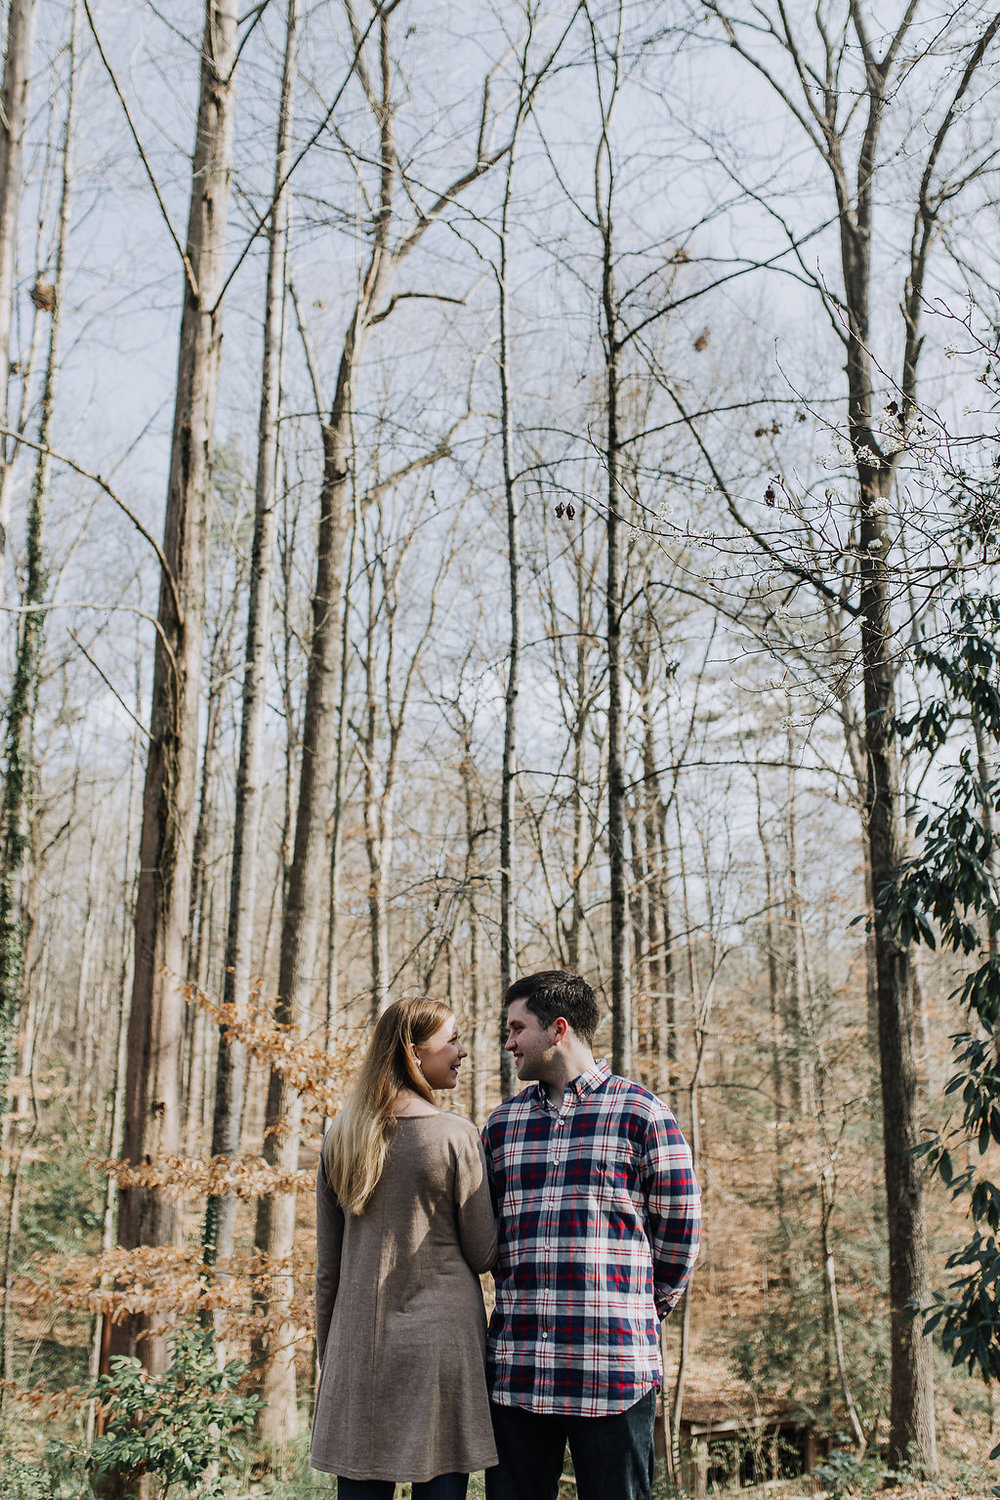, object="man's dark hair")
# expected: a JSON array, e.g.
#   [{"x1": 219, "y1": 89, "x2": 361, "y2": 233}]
[{"x1": 504, "y1": 970, "x2": 601, "y2": 1045}]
